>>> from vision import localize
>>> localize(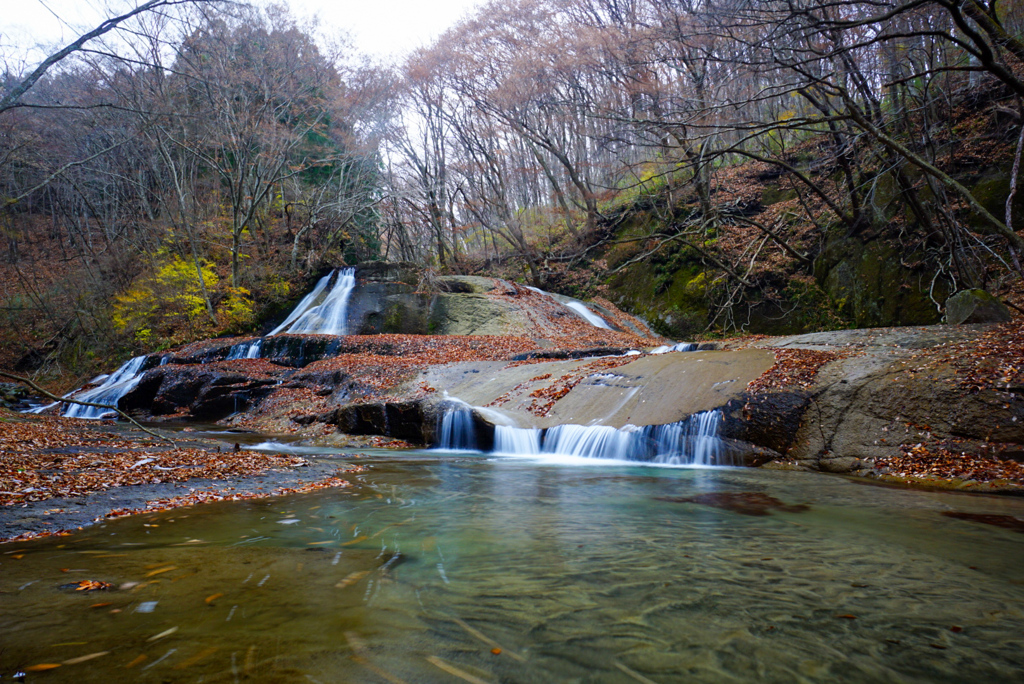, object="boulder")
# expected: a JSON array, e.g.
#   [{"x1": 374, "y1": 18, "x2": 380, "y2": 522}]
[{"x1": 945, "y1": 289, "x2": 1012, "y2": 324}]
